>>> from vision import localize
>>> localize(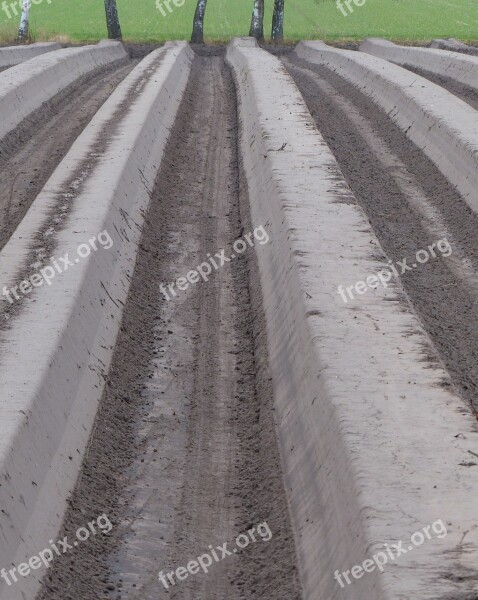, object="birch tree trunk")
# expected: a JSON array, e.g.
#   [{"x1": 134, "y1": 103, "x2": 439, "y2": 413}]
[
  {"x1": 17, "y1": 0, "x2": 31, "y2": 41},
  {"x1": 191, "y1": 0, "x2": 207, "y2": 44},
  {"x1": 272, "y1": 0, "x2": 285, "y2": 41},
  {"x1": 104, "y1": 0, "x2": 122, "y2": 40},
  {"x1": 249, "y1": 0, "x2": 264, "y2": 41}
]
